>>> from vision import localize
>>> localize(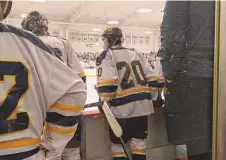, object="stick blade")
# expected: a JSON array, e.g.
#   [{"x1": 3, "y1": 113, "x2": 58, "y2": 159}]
[{"x1": 102, "y1": 102, "x2": 123, "y2": 137}]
